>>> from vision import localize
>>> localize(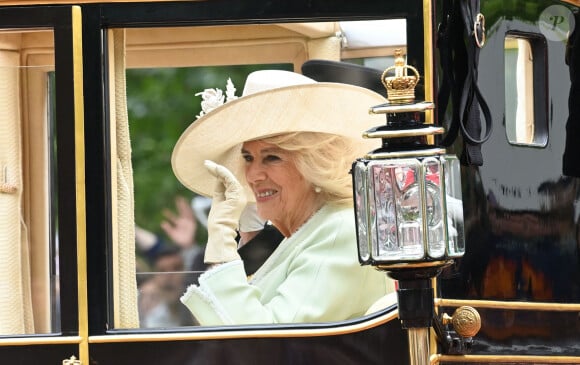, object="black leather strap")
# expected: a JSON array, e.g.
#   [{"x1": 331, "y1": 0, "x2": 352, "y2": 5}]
[
  {"x1": 563, "y1": 10, "x2": 580, "y2": 177},
  {"x1": 438, "y1": 0, "x2": 462, "y2": 148},
  {"x1": 438, "y1": 0, "x2": 492, "y2": 166}
]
